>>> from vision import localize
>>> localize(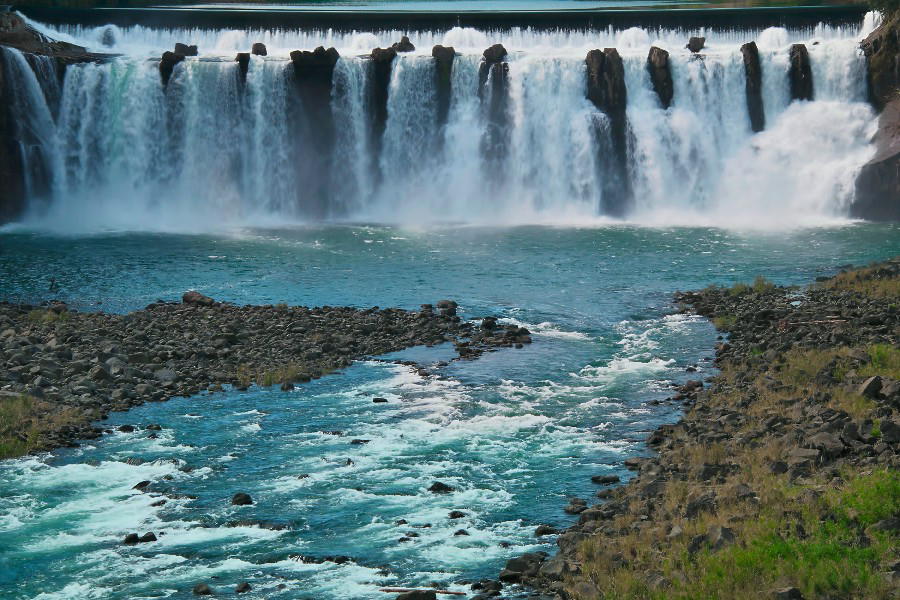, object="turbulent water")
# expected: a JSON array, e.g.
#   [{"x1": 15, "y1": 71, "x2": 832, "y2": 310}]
[
  {"x1": 2, "y1": 225, "x2": 900, "y2": 599},
  {"x1": 0, "y1": 12, "x2": 884, "y2": 230}
]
